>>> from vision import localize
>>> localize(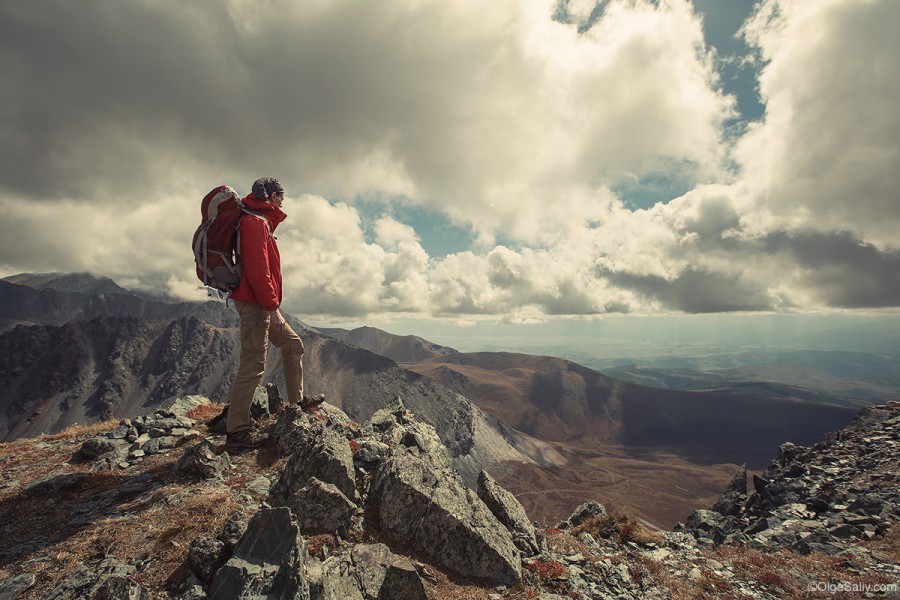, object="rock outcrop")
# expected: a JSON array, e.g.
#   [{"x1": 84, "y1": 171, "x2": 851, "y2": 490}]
[
  {"x1": 681, "y1": 402, "x2": 900, "y2": 555},
  {"x1": 2, "y1": 394, "x2": 898, "y2": 599},
  {"x1": 209, "y1": 507, "x2": 309, "y2": 600},
  {"x1": 477, "y1": 469, "x2": 540, "y2": 556}
]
